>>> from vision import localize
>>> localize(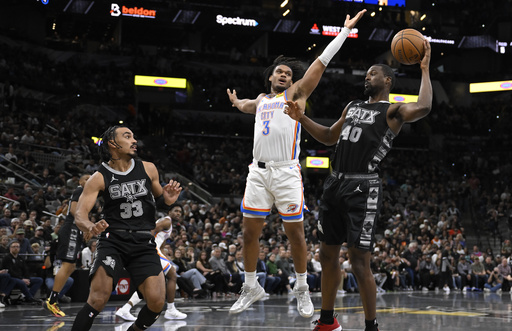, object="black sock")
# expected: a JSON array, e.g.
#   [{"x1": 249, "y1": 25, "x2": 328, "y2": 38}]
[
  {"x1": 49, "y1": 291, "x2": 59, "y2": 304},
  {"x1": 365, "y1": 318, "x2": 379, "y2": 331},
  {"x1": 71, "y1": 303, "x2": 99, "y2": 331},
  {"x1": 319, "y1": 309, "x2": 334, "y2": 324},
  {"x1": 134, "y1": 304, "x2": 161, "y2": 330}
]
